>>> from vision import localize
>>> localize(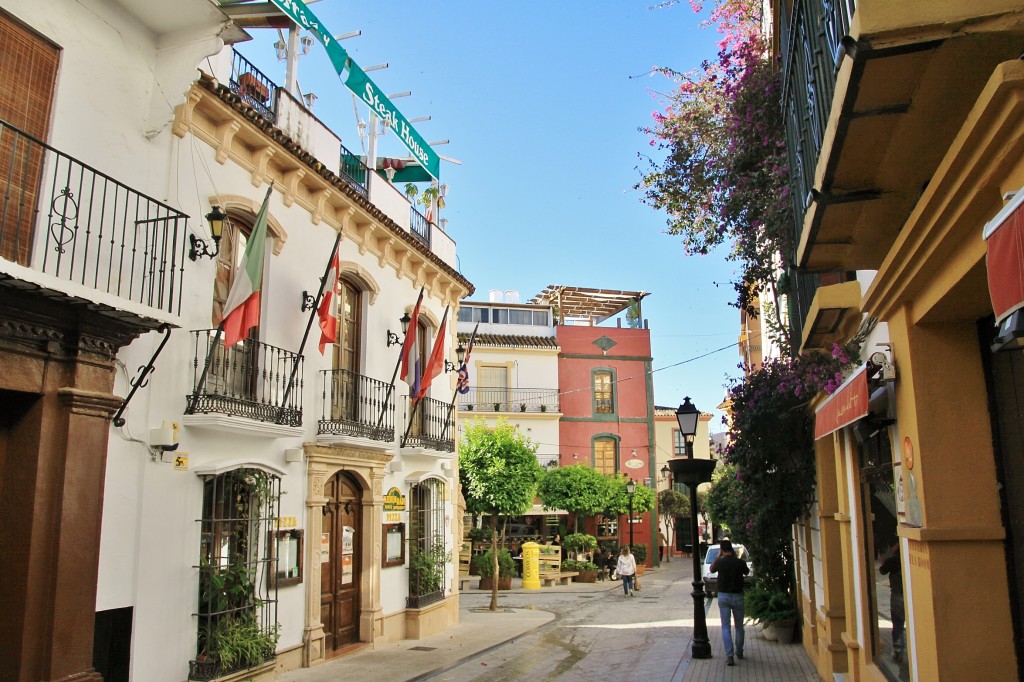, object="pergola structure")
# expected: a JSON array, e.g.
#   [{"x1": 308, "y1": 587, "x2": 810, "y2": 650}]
[{"x1": 530, "y1": 285, "x2": 649, "y2": 326}]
